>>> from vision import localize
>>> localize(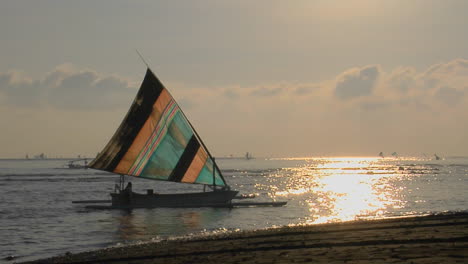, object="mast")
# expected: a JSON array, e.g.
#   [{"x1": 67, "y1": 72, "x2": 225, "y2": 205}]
[
  {"x1": 136, "y1": 49, "x2": 150, "y2": 69},
  {"x1": 212, "y1": 157, "x2": 216, "y2": 189},
  {"x1": 178, "y1": 109, "x2": 229, "y2": 188}
]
